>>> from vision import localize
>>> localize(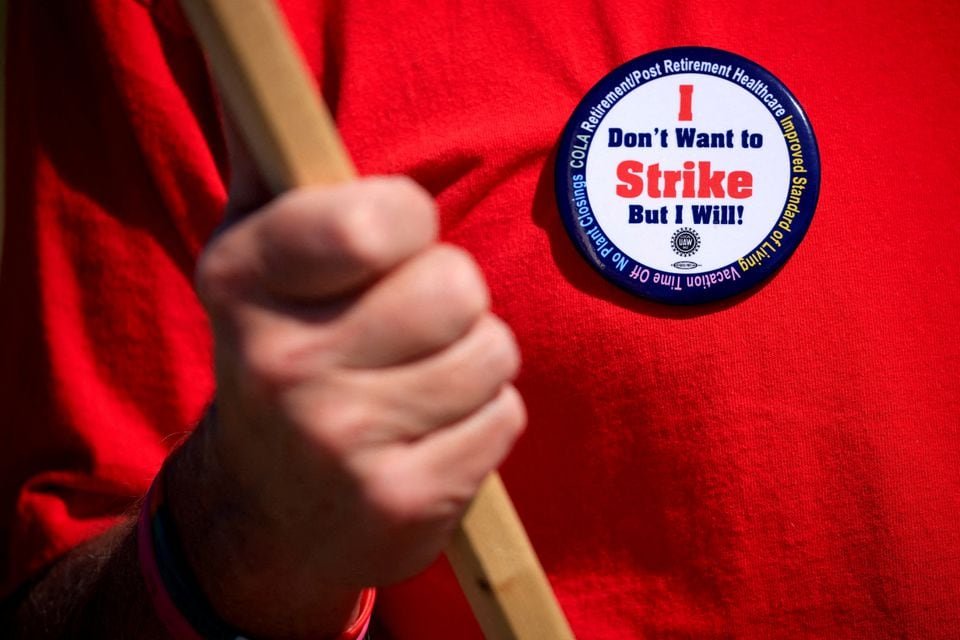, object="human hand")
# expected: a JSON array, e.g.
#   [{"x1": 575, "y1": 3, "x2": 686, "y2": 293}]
[{"x1": 174, "y1": 175, "x2": 525, "y2": 635}]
